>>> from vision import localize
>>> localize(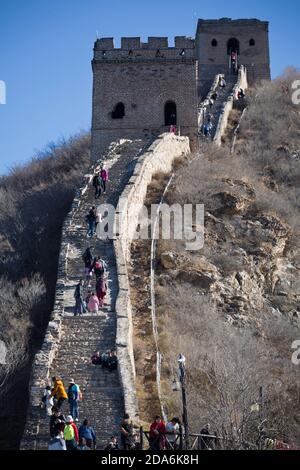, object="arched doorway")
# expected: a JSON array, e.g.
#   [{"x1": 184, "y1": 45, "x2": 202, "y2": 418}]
[
  {"x1": 227, "y1": 38, "x2": 240, "y2": 74},
  {"x1": 164, "y1": 101, "x2": 177, "y2": 126},
  {"x1": 227, "y1": 38, "x2": 240, "y2": 55}
]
